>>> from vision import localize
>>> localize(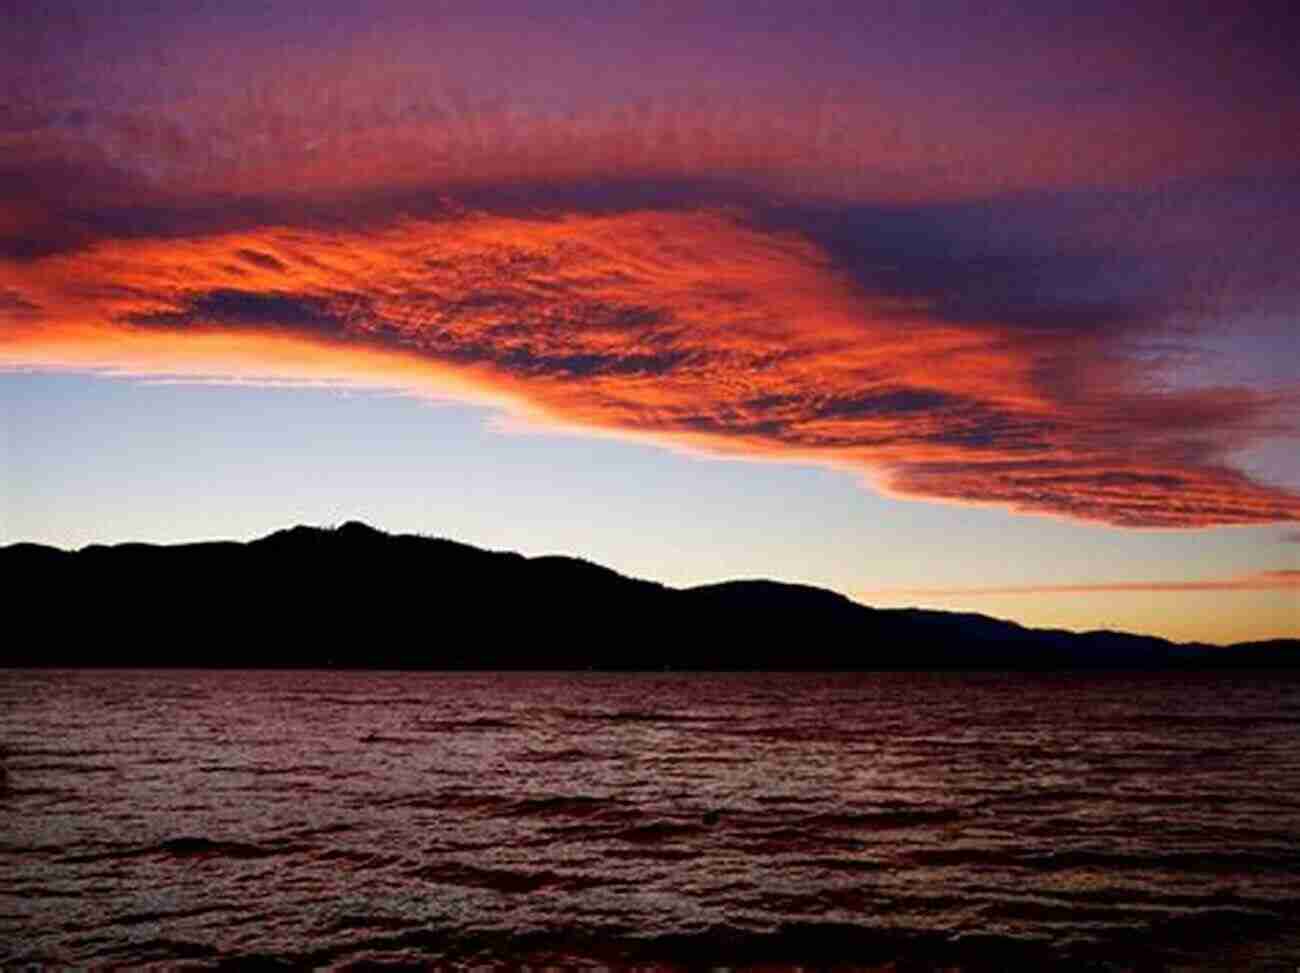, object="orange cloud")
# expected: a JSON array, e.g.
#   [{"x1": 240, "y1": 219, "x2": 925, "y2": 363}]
[{"x1": 3, "y1": 206, "x2": 1297, "y2": 529}]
